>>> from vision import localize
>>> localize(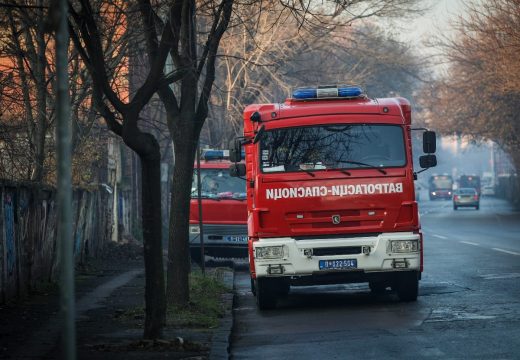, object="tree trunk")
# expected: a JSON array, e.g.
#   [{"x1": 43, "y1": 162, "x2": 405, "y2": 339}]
[
  {"x1": 167, "y1": 128, "x2": 197, "y2": 306},
  {"x1": 123, "y1": 126, "x2": 166, "y2": 339},
  {"x1": 140, "y1": 150, "x2": 166, "y2": 338}
]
